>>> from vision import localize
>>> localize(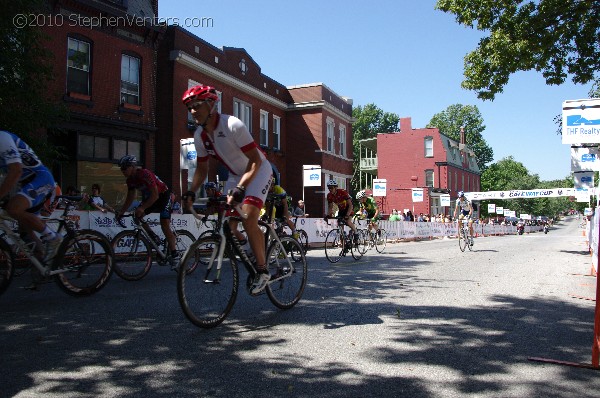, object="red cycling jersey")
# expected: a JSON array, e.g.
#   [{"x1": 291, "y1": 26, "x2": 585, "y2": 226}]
[
  {"x1": 327, "y1": 188, "x2": 351, "y2": 210},
  {"x1": 126, "y1": 168, "x2": 168, "y2": 200}
]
